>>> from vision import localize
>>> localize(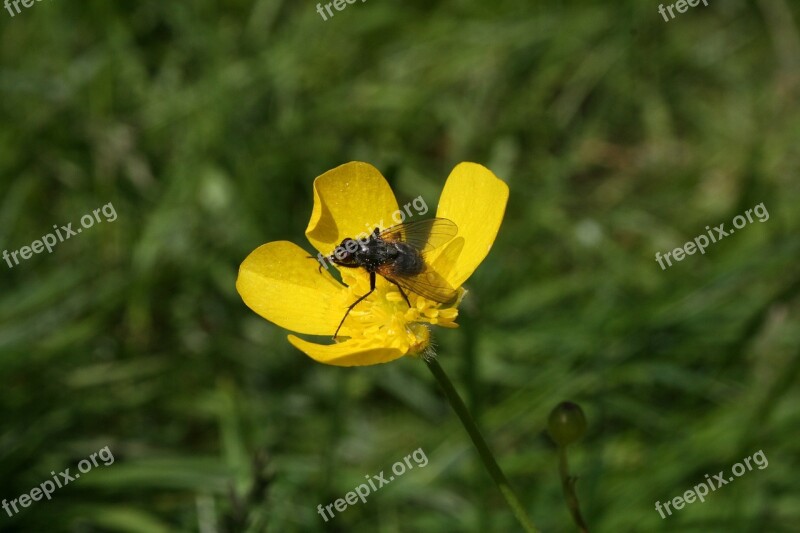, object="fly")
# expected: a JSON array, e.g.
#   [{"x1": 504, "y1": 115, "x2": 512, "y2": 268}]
[{"x1": 324, "y1": 218, "x2": 459, "y2": 338}]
